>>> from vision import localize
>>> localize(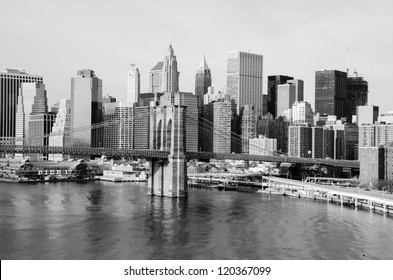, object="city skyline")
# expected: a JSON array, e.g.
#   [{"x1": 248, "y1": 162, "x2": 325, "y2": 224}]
[{"x1": 1, "y1": 0, "x2": 392, "y2": 113}]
